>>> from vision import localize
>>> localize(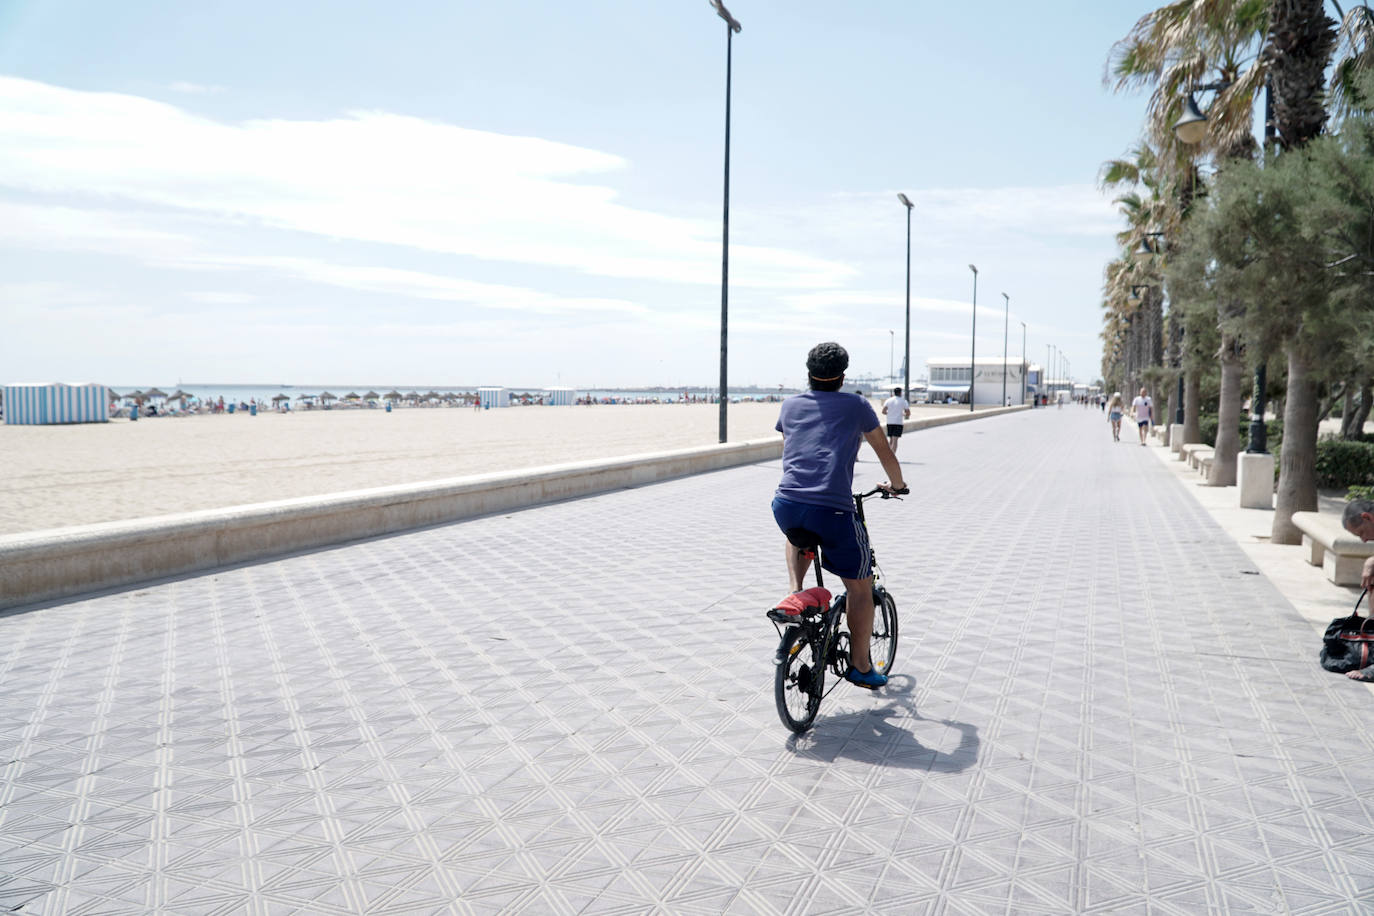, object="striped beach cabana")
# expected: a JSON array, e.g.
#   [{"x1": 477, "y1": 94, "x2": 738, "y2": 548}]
[
  {"x1": 477, "y1": 387, "x2": 510, "y2": 408},
  {"x1": 3, "y1": 382, "x2": 111, "y2": 425},
  {"x1": 545, "y1": 387, "x2": 576, "y2": 406}
]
